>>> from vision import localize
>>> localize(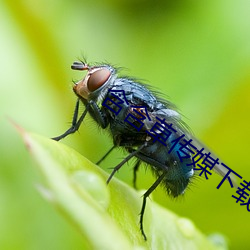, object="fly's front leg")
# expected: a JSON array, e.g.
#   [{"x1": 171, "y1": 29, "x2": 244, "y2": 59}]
[{"x1": 52, "y1": 99, "x2": 89, "y2": 141}]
